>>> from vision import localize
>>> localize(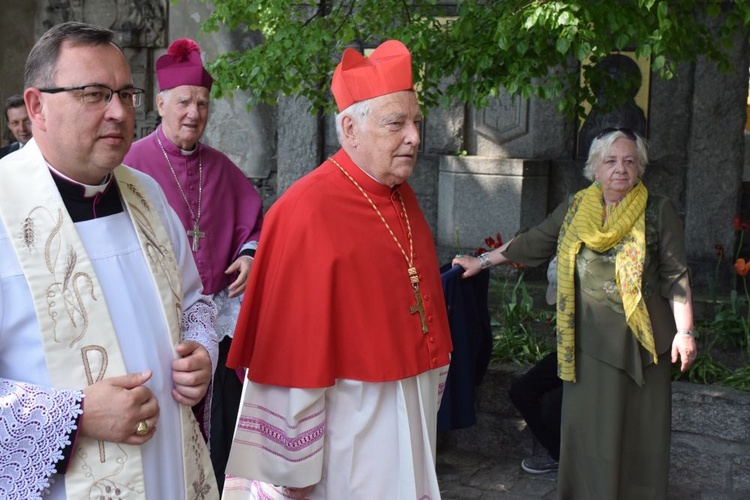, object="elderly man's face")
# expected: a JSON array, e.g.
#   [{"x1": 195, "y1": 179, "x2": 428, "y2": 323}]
[
  {"x1": 157, "y1": 85, "x2": 209, "y2": 150},
  {"x1": 30, "y1": 41, "x2": 135, "y2": 184},
  {"x1": 7, "y1": 105, "x2": 31, "y2": 144},
  {"x1": 350, "y1": 90, "x2": 421, "y2": 187}
]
